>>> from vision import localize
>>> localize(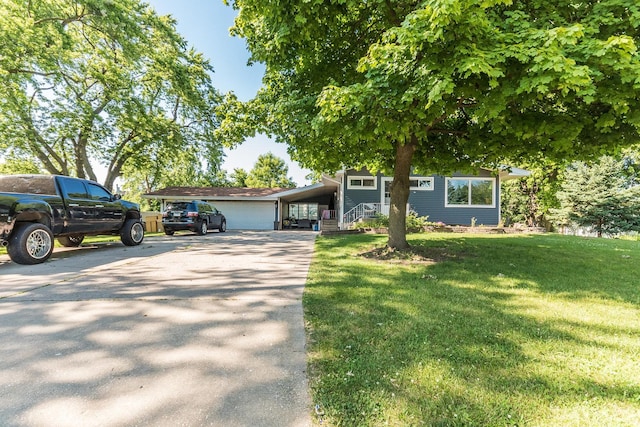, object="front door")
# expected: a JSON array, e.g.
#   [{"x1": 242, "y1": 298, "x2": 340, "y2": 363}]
[{"x1": 381, "y1": 177, "x2": 393, "y2": 215}]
